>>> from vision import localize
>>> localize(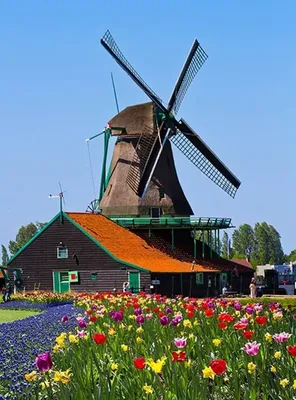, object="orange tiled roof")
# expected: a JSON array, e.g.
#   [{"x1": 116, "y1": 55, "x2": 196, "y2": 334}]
[{"x1": 66, "y1": 212, "x2": 218, "y2": 273}]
